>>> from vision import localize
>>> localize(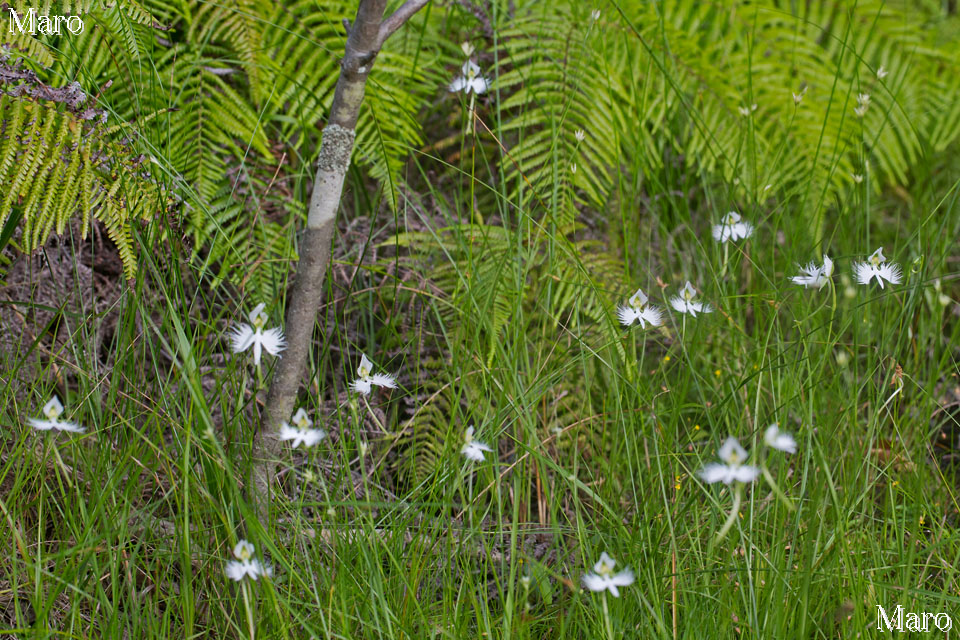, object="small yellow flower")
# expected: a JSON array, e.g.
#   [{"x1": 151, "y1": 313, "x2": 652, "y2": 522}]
[
  {"x1": 694, "y1": 424, "x2": 700, "y2": 431},
  {"x1": 714, "y1": 369, "x2": 721, "y2": 377},
  {"x1": 663, "y1": 355, "x2": 671, "y2": 362}
]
